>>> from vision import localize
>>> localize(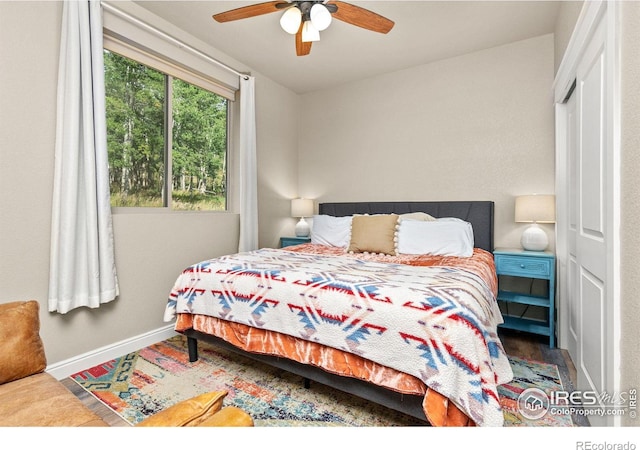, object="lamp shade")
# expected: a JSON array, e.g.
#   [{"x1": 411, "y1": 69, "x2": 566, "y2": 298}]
[
  {"x1": 291, "y1": 198, "x2": 313, "y2": 218},
  {"x1": 515, "y1": 195, "x2": 556, "y2": 223}
]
